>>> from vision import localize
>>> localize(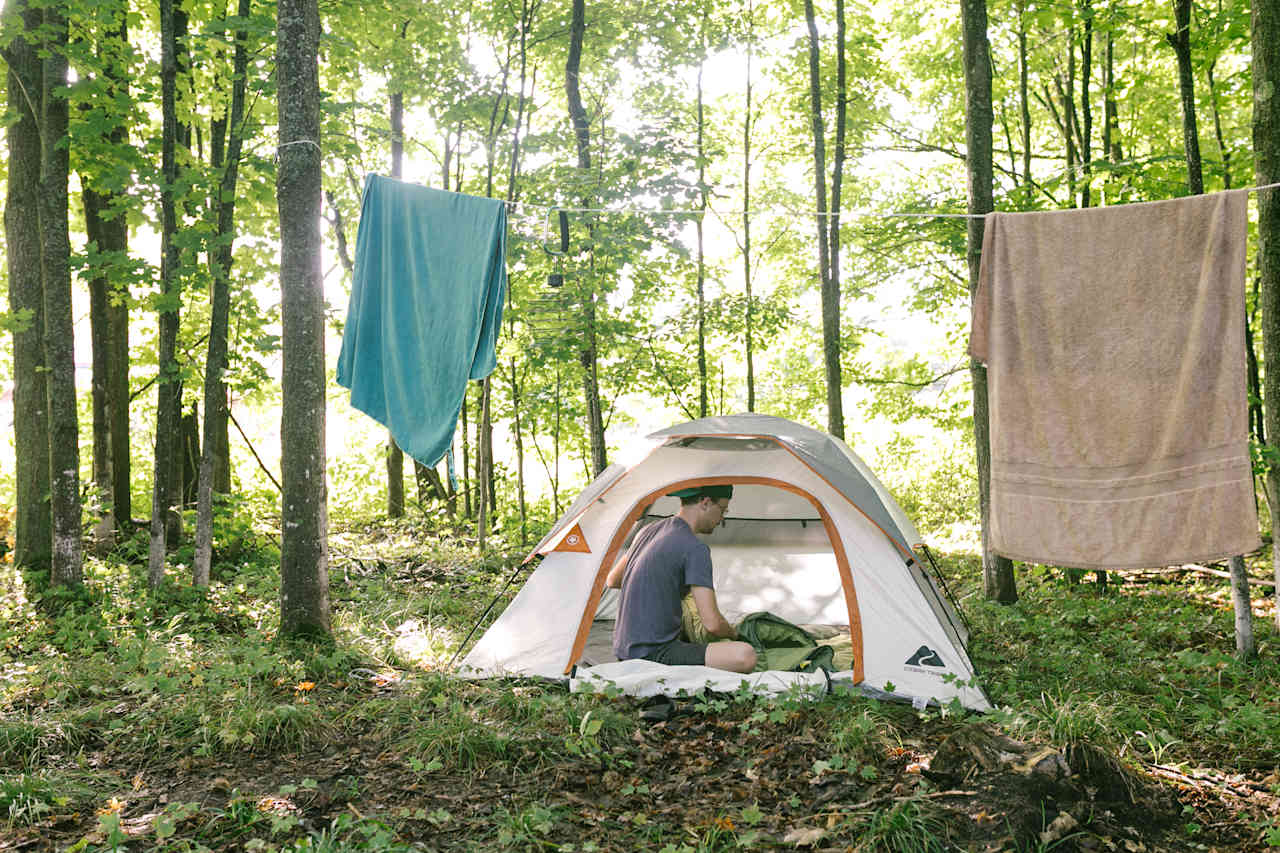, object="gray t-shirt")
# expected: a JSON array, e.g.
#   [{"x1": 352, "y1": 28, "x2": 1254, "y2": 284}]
[{"x1": 612, "y1": 516, "x2": 714, "y2": 660}]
